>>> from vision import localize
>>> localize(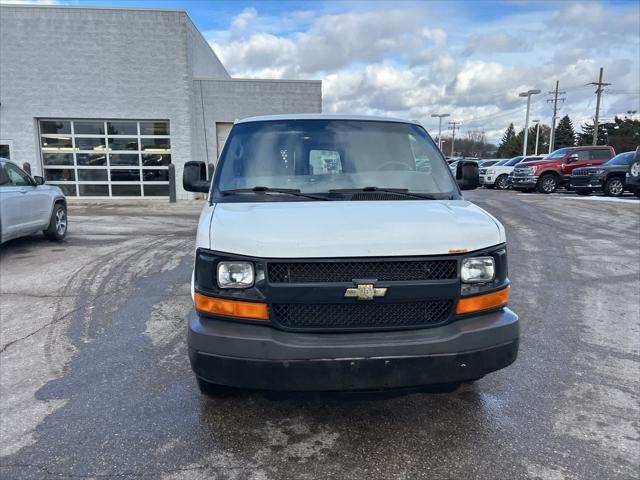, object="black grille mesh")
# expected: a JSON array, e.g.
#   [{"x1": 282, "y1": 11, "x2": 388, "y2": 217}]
[
  {"x1": 268, "y1": 260, "x2": 457, "y2": 283},
  {"x1": 271, "y1": 300, "x2": 454, "y2": 330}
]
